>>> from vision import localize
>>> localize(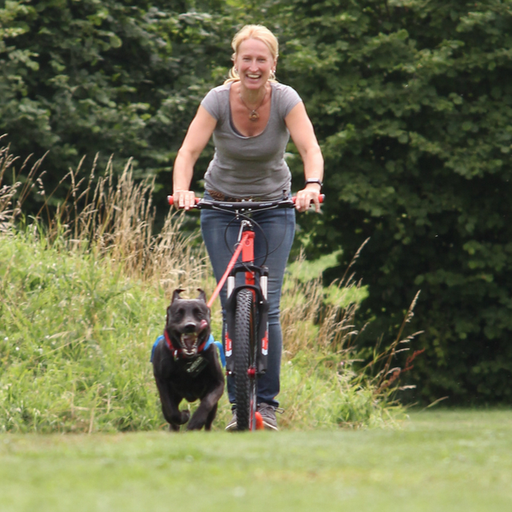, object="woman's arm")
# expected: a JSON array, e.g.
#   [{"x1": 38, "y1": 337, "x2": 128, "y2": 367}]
[
  {"x1": 285, "y1": 102, "x2": 324, "y2": 212},
  {"x1": 172, "y1": 105, "x2": 217, "y2": 209}
]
